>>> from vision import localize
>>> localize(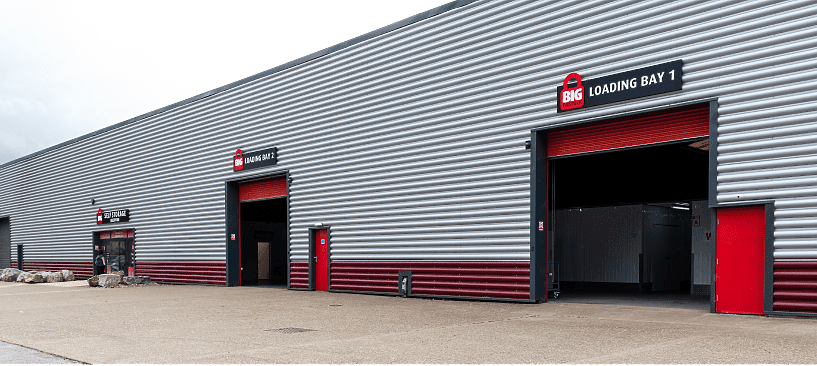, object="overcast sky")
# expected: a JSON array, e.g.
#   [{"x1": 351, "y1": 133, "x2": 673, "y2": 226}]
[{"x1": 0, "y1": 0, "x2": 453, "y2": 164}]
